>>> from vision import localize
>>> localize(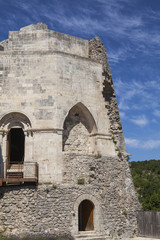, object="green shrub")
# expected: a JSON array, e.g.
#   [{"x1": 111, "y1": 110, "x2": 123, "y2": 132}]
[
  {"x1": 77, "y1": 178, "x2": 85, "y2": 185},
  {"x1": 94, "y1": 153, "x2": 102, "y2": 159}
]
